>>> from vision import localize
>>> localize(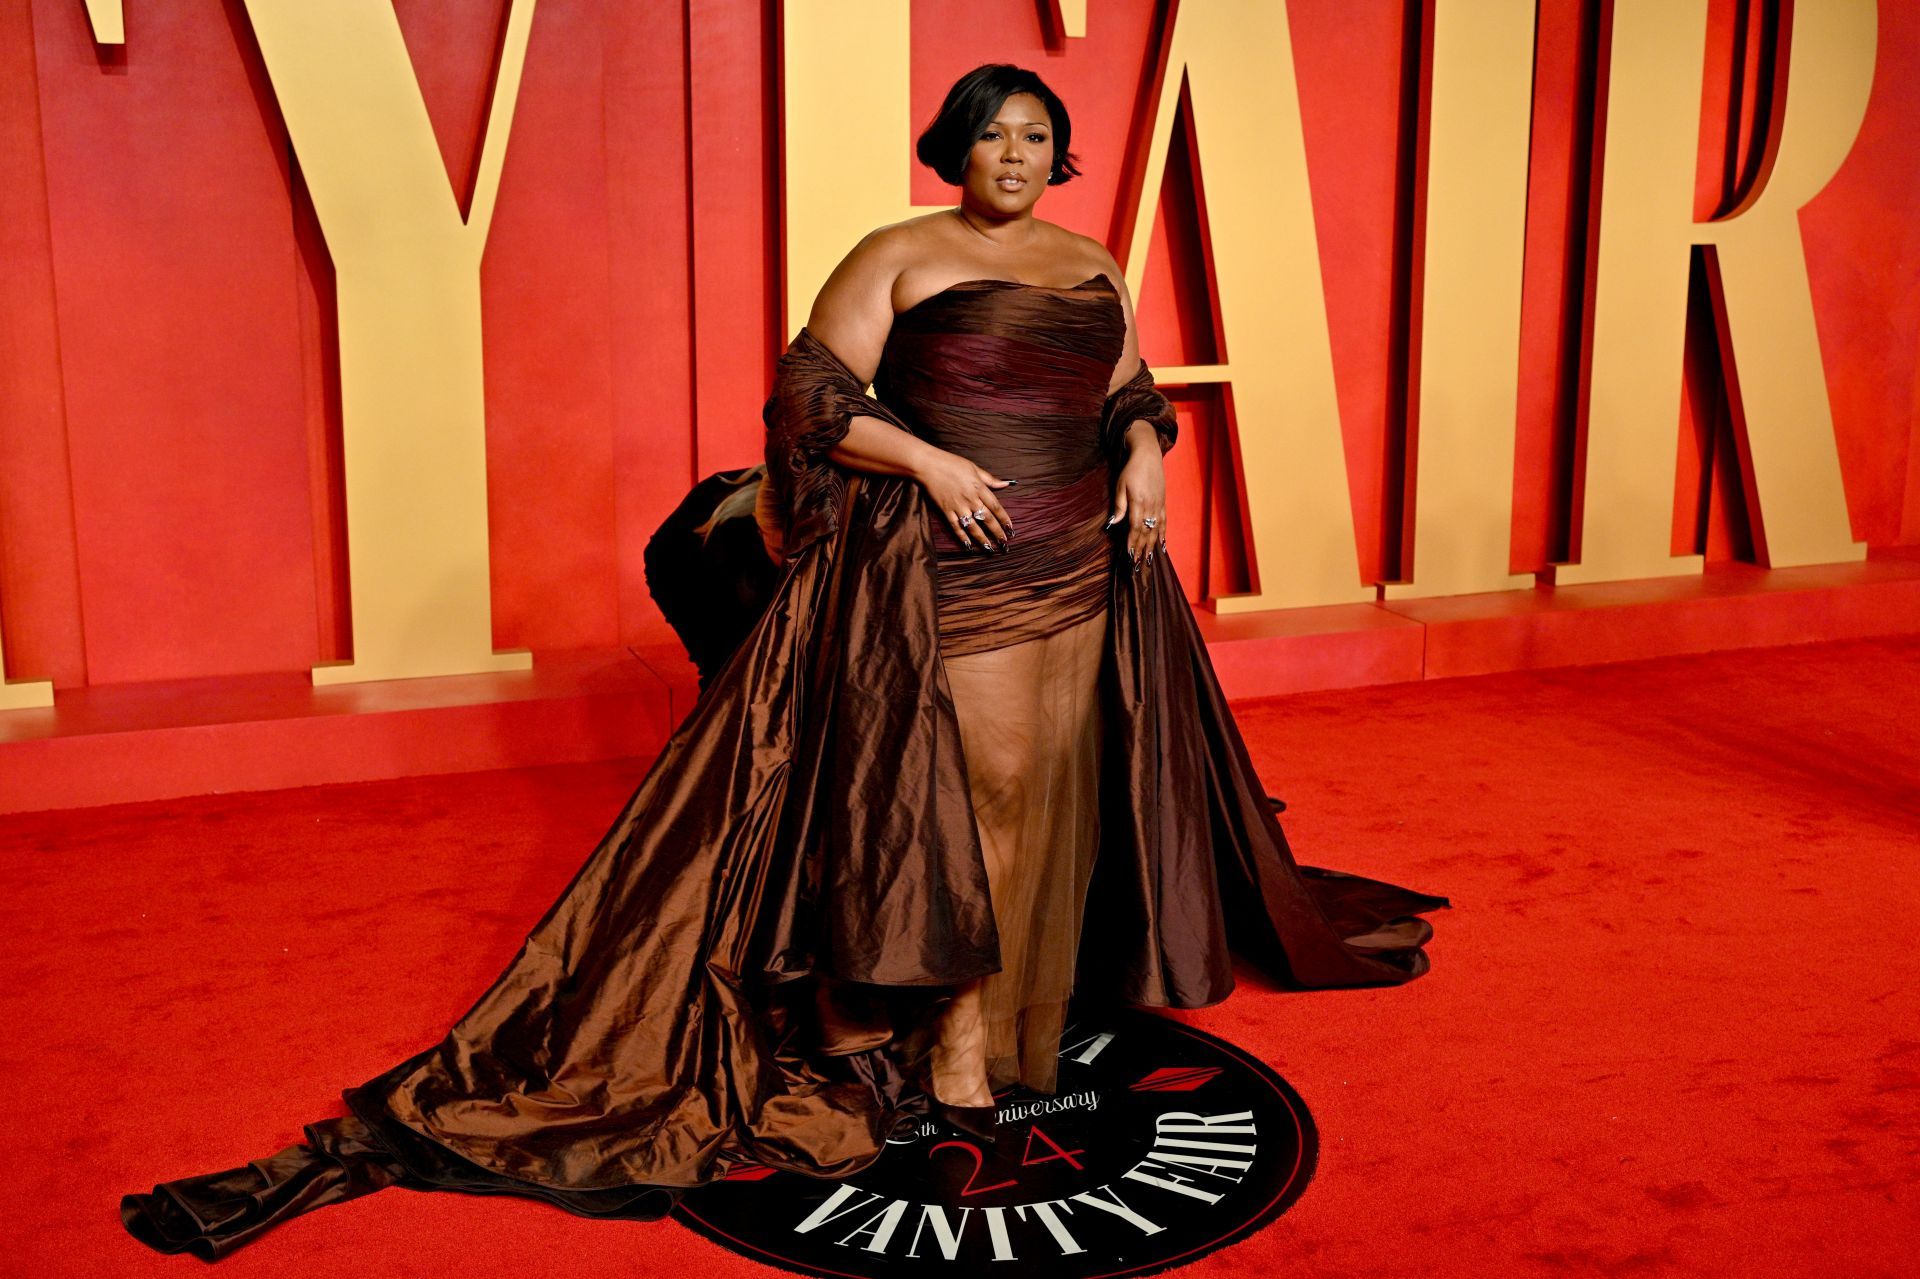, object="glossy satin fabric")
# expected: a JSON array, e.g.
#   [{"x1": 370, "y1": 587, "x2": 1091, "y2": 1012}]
[{"x1": 121, "y1": 277, "x2": 1450, "y2": 1260}]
